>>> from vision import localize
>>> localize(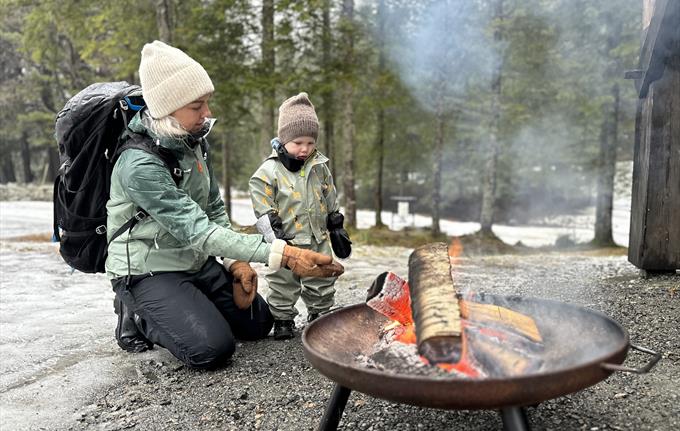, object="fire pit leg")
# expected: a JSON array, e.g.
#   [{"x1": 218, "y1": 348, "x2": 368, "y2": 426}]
[
  {"x1": 318, "y1": 384, "x2": 352, "y2": 431},
  {"x1": 500, "y1": 407, "x2": 531, "y2": 431}
]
